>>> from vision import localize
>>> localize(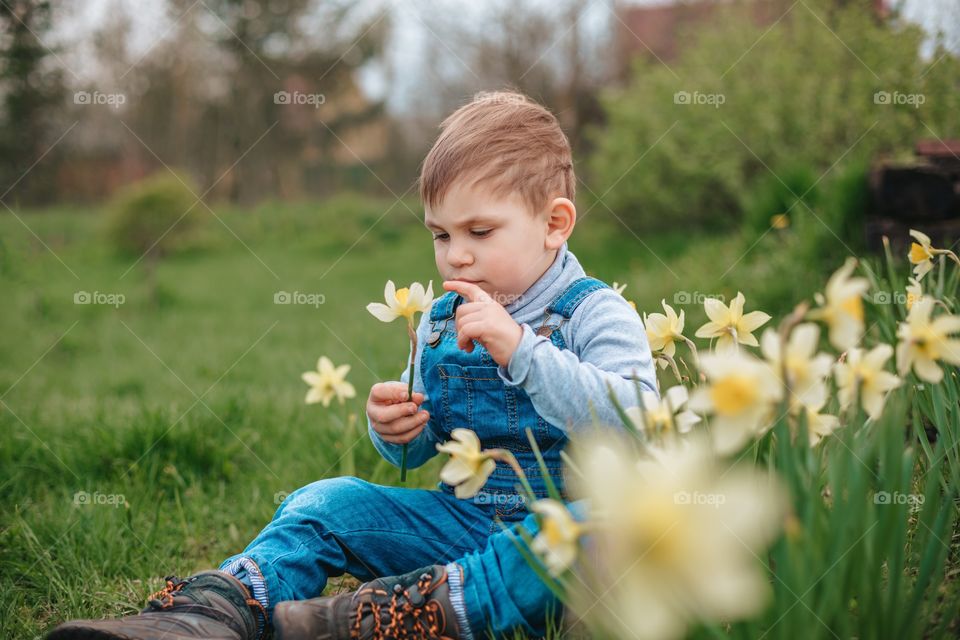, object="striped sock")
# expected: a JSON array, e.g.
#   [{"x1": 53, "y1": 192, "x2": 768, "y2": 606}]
[
  {"x1": 445, "y1": 562, "x2": 475, "y2": 640},
  {"x1": 220, "y1": 557, "x2": 269, "y2": 636}
]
